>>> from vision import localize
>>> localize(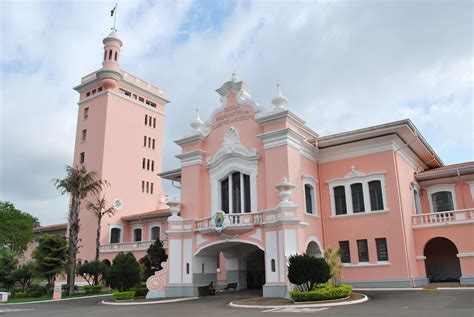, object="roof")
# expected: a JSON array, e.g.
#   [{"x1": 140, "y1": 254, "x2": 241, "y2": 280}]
[
  {"x1": 318, "y1": 119, "x2": 444, "y2": 169},
  {"x1": 159, "y1": 168, "x2": 182, "y2": 182},
  {"x1": 415, "y1": 161, "x2": 474, "y2": 181},
  {"x1": 33, "y1": 223, "x2": 67, "y2": 233},
  {"x1": 121, "y1": 208, "x2": 170, "y2": 221}
]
